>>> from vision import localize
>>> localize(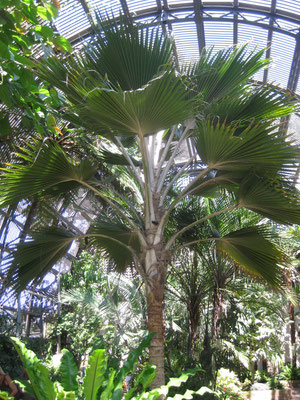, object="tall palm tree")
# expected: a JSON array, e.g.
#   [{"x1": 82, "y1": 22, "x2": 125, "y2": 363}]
[{"x1": 0, "y1": 18, "x2": 299, "y2": 387}]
